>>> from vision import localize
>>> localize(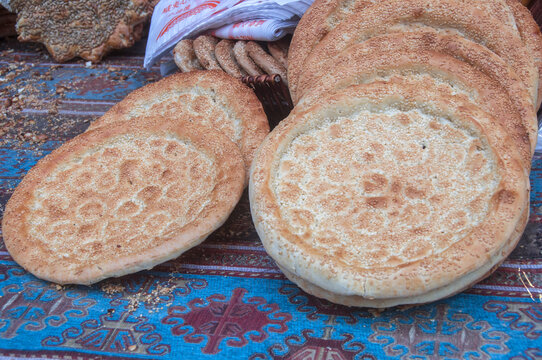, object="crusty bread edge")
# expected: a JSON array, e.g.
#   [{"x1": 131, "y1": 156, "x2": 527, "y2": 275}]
[{"x1": 2, "y1": 119, "x2": 246, "y2": 285}]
